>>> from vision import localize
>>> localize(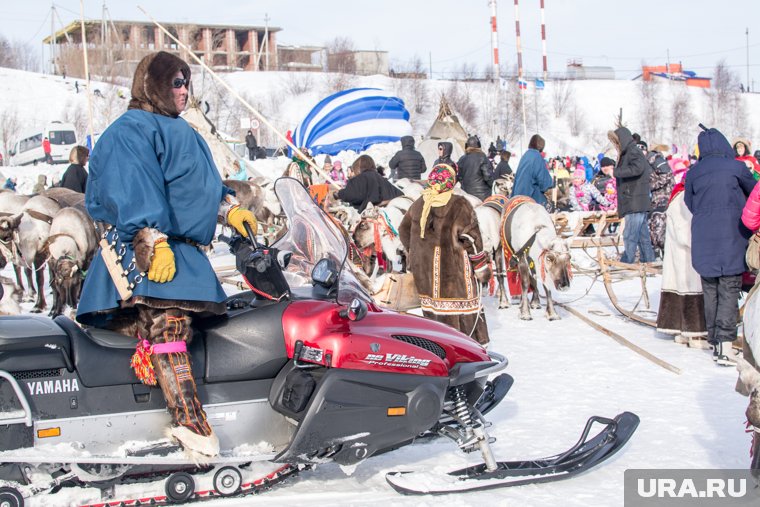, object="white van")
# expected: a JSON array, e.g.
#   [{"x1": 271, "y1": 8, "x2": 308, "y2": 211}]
[{"x1": 8, "y1": 122, "x2": 77, "y2": 166}]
